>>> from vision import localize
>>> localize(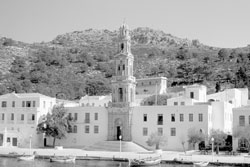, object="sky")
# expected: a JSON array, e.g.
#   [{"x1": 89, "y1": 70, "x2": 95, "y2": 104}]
[{"x1": 0, "y1": 0, "x2": 249, "y2": 48}]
